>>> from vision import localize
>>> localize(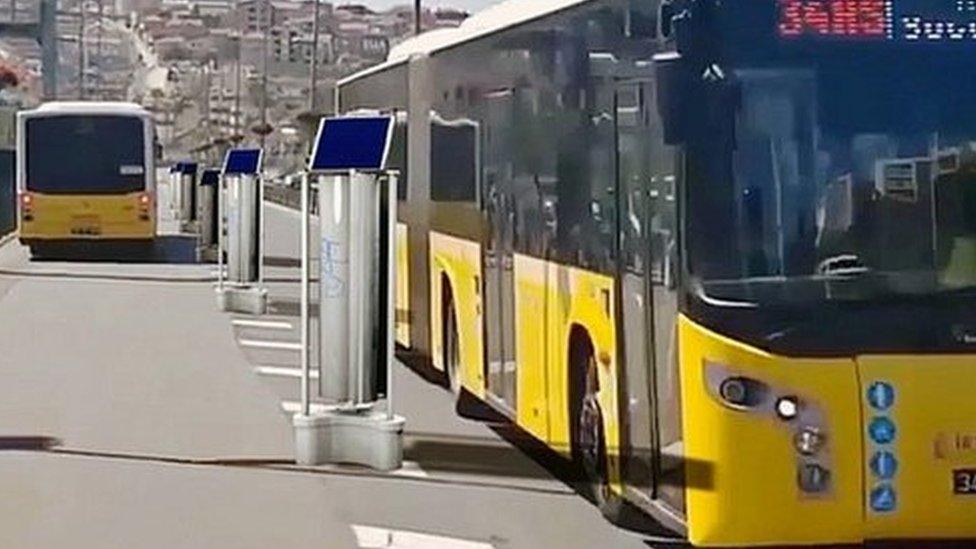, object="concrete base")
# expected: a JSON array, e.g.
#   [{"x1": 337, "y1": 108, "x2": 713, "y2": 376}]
[
  {"x1": 216, "y1": 286, "x2": 268, "y2": 315},
  {"x1": 196, "y1": 246, "x2": 218, "y2": 263},
  {"x1": 293, "y1": 408, "x2": 405, "y2": 471}
]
